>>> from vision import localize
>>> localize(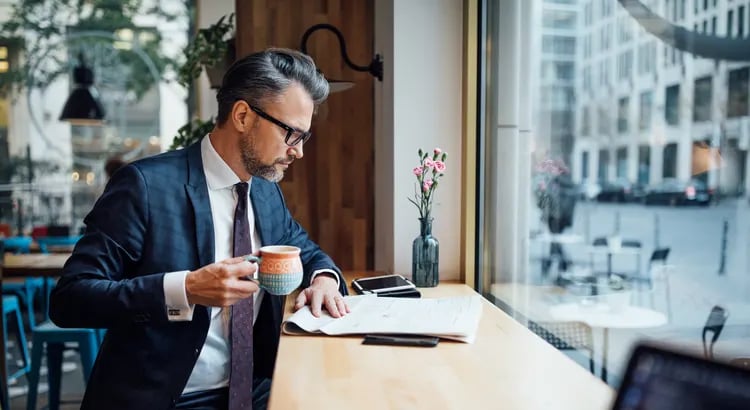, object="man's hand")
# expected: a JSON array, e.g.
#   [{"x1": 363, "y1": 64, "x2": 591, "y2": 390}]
[
  {"x1": 294, "y1": 274, "x2": 350, "y2": 318},
  {"x1": 185, "y1": 256, "x2": 260, "y2": 306}
]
